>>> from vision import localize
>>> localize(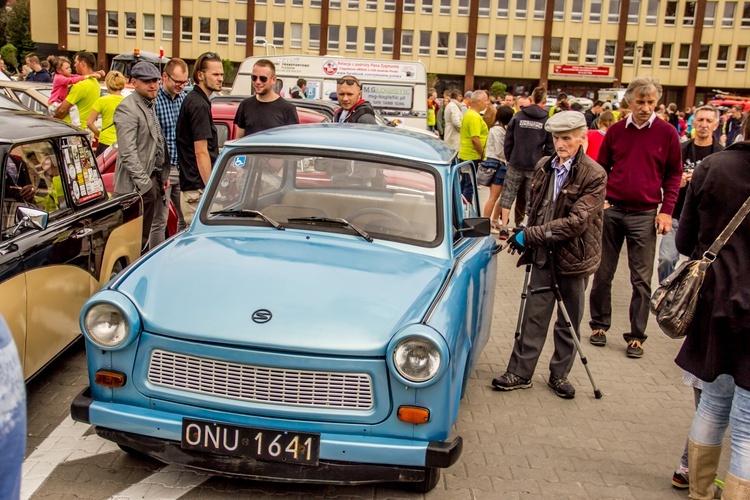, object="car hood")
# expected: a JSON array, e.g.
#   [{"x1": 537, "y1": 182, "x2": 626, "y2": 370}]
[{"x1": 115, "y1": 232, "x2": 449, "y2": 356}]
